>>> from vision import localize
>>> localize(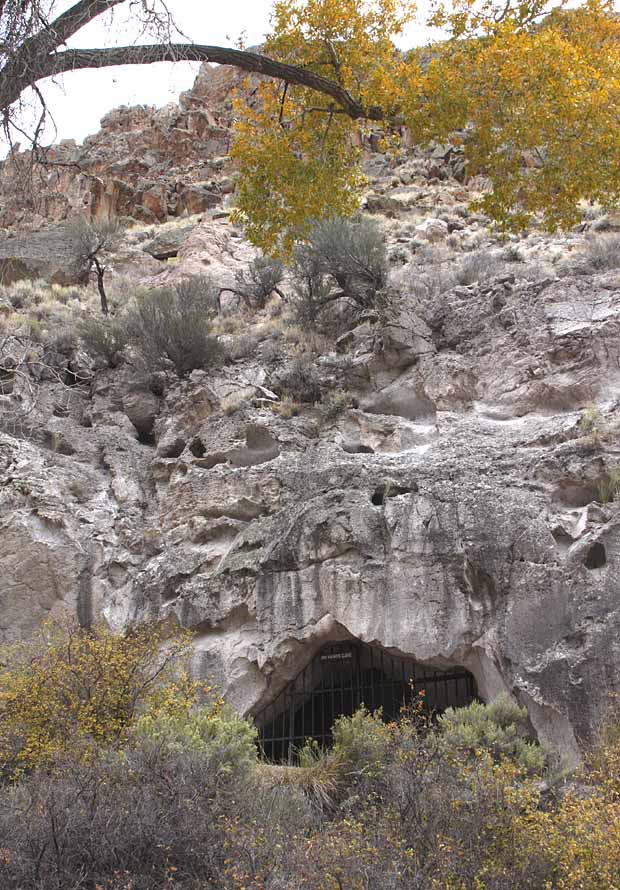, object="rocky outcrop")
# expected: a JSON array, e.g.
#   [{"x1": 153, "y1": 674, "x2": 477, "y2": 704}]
[
  {"x1": 0, "y1": 64, "x2": 256, "y2": 229},
  {"x1": 3, "y1": 261, "x2": 620, "y2": 762},
  {"x1": 0, "y1": 227, "x2": 92, "y2": 285}
]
